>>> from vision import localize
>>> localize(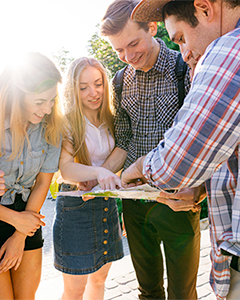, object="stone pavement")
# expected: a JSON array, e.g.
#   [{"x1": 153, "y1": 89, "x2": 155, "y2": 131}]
[{"x1": 36, "y1": 199, "x2": 215, "y2": 300}]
